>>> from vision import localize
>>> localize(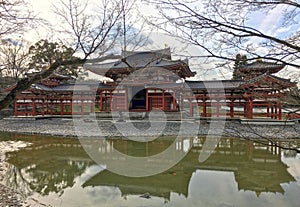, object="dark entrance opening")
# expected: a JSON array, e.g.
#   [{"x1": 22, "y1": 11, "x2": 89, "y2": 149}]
[{"x1": 130, "y1": 88, "x2": 146, "y2": 110}]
